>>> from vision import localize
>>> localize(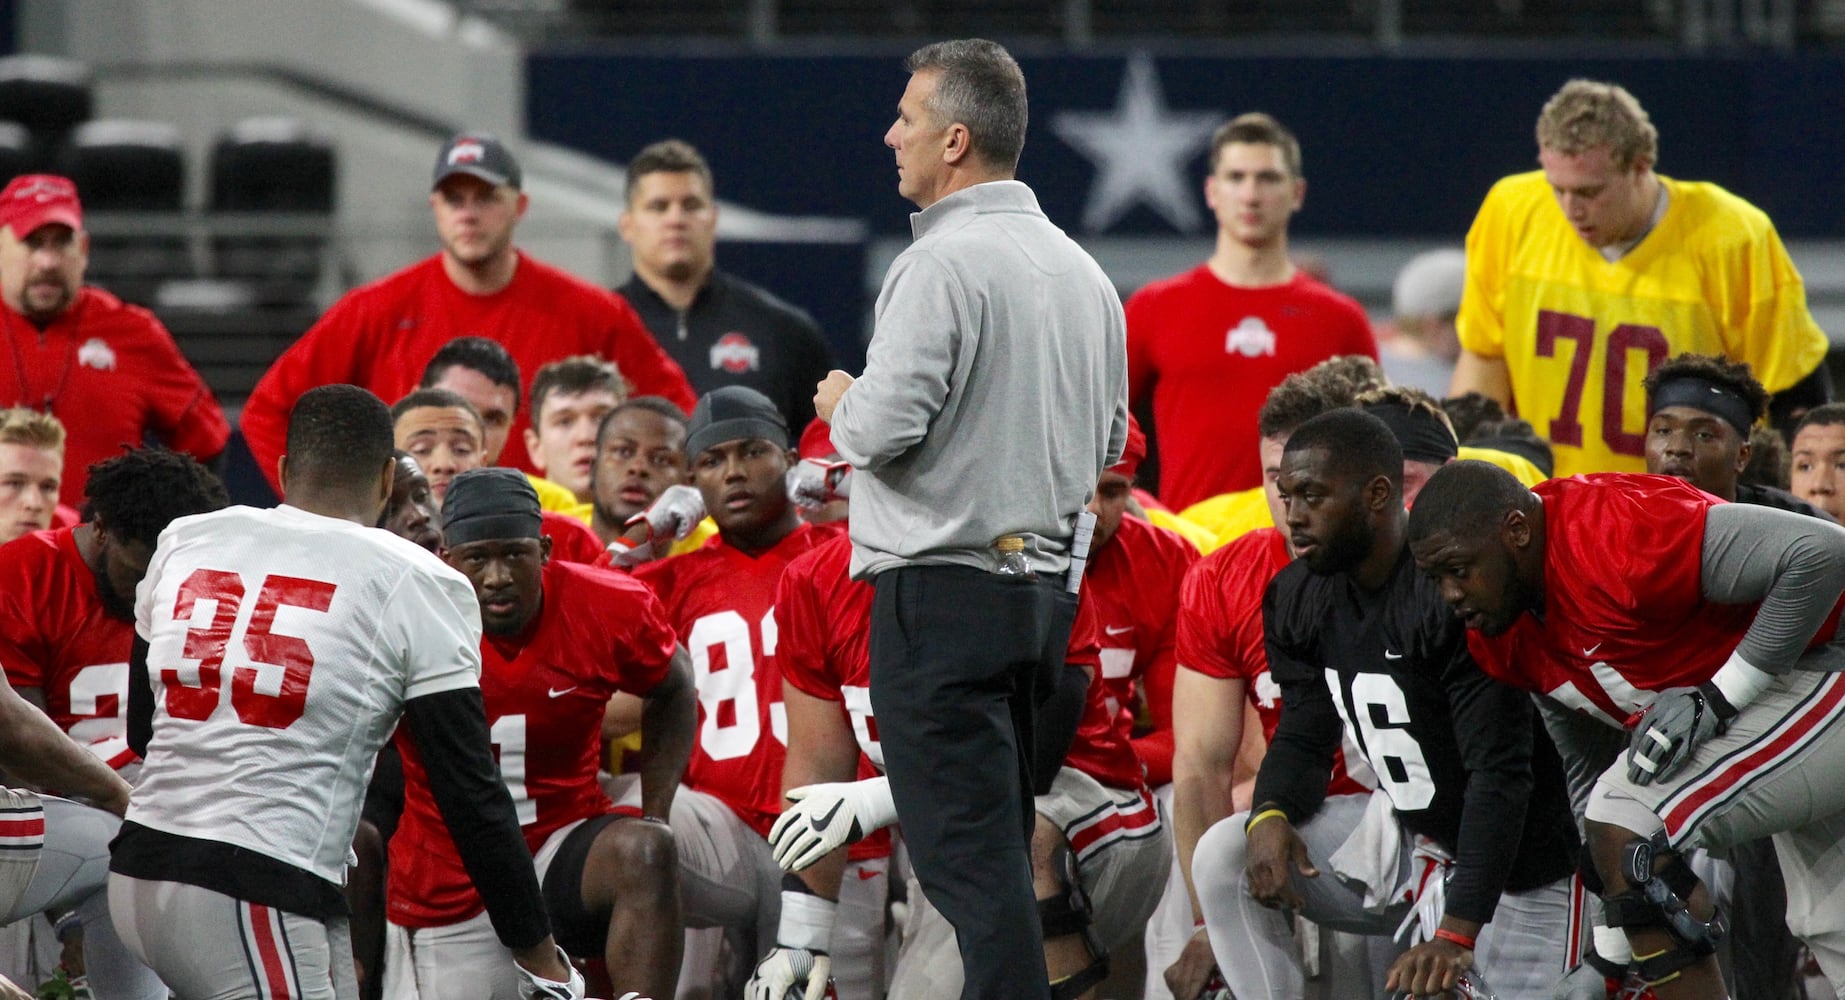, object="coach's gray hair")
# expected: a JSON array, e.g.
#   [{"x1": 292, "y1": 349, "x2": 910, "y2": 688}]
[{"x1": 904, "y1": 39, "x2": 1028, "y2": 173}]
